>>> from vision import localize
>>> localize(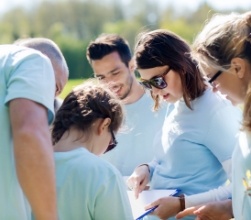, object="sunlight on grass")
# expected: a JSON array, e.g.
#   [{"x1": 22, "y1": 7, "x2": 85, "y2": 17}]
[{"x1": 59, "y1": 79, "x2": 86, "y2": 99}]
